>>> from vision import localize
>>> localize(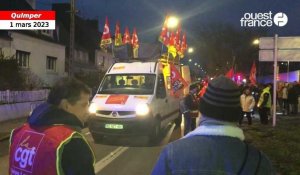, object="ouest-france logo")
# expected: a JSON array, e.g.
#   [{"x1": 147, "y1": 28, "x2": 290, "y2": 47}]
[{"x1": 240, "y1": 11, "x2": 288, "y2": 27}]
